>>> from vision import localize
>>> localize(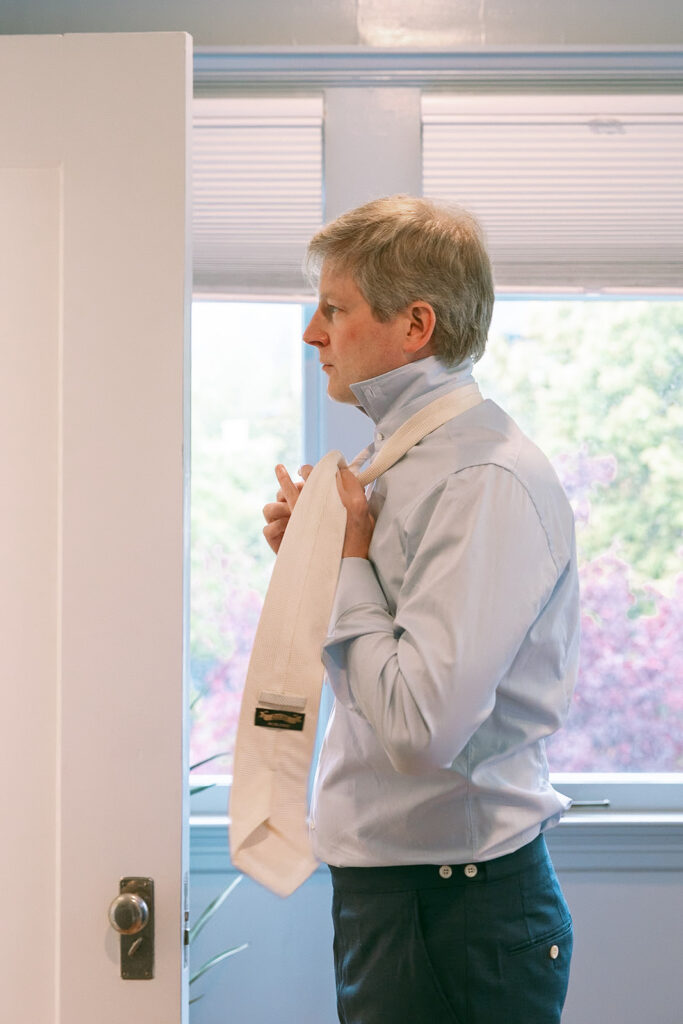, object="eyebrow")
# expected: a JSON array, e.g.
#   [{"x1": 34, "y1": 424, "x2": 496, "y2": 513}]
[{"x1": 318, "y1": 278, "x2": 354, "y2": 309}]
